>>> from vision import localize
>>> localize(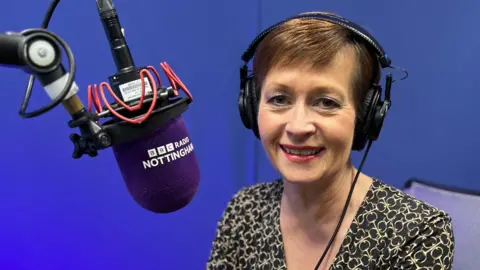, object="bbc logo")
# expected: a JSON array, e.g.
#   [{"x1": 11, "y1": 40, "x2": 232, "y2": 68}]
[{"x1": 147, "y1": 143, "x2": 175, "y2": 158}]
